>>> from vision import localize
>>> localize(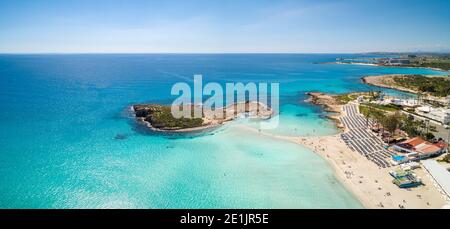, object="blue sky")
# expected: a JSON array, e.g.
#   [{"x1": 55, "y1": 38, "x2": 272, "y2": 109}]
[{"x1": 0, "y1": 0, "x2": 449, "y2": 53}]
